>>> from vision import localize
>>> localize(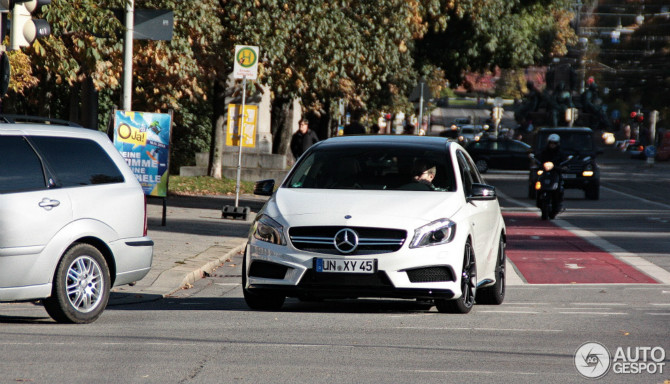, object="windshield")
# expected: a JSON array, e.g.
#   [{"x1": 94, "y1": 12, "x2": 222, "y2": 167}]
[
  {"x1": 284, "y1": 145, "x2": 456, "y2": 191},
  {"x1": 538, "y1": 132, "x2": 594, "y2": 152}
]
